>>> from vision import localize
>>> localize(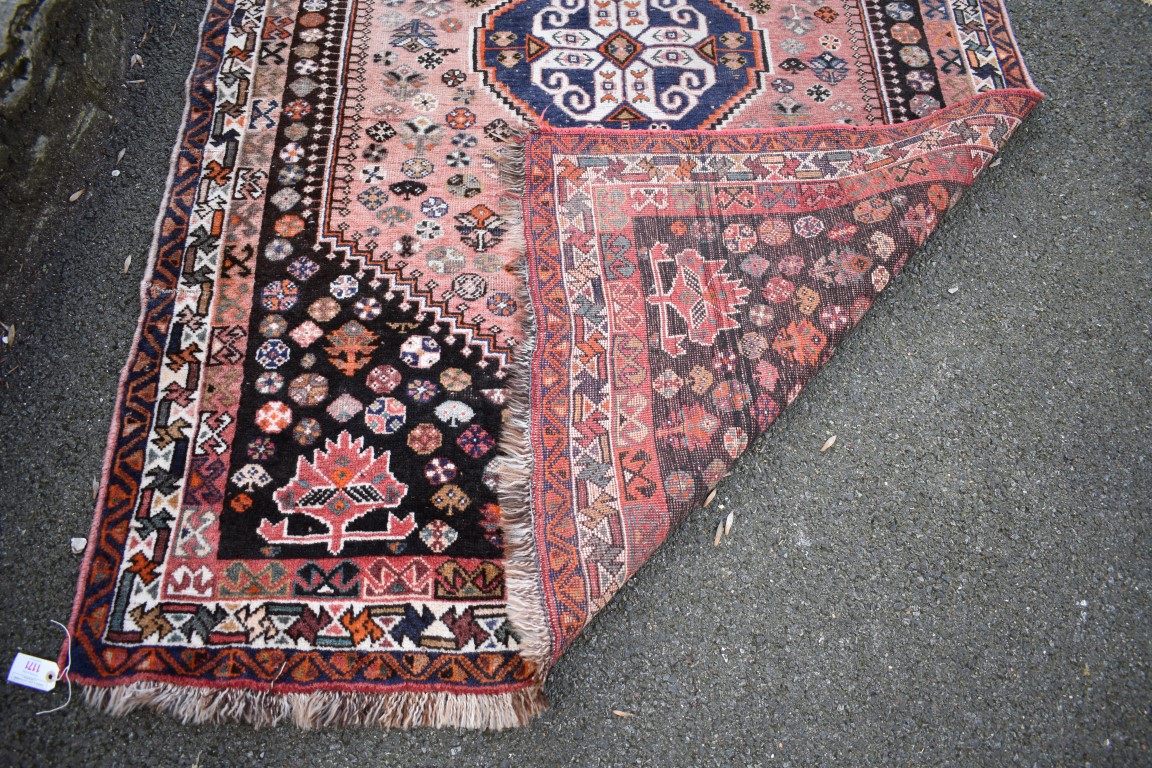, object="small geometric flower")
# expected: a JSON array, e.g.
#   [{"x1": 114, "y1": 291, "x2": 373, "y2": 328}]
[
  {"x1": 444, "y1": 108, "x2": 475, "y2": 129},
  {"x1": 293, "y1": 417, "x2": 322, "y2": 446},
  {"x1": 485, "y1": 292, "x2": 516, "y2": 316},
  {"x1": 653, "y1": 369, "x2": 683, "y2": 398},
  {"x1": 439, "y1": 367, "x2": 471, "y2": 392},
  {"x1": 288, "y1": 372, "x2": 329, "y2": 407},
  {"x1": 261, "y1": 280, "x2": 298, "y2": 312},
  {"x1": 762, "y1": 276, "x2": 796, "y2": 303},
  {"x1": 367, "y1": 364, "x2": 402, "y2": 394},
  {"x1": 260, "y1": 314, "x2": 288, "y2": 338},
  {"x1": 354, "y1": 296, "x2": 382, "y2": 321},
  {"x1": 421, "y1": 197, "x2": 449, "y2": 217},
  {"x1": 309, "y1": 297, "x2": 341, "y2": 322},
  {"x1": 287, "y1": 256, "x2": 319, "y2": 281},
  {"x1": 255, "y1": 372, "x2": 284, "y2": 394},
  {"x1": 406, "y1": 378, "x2": 439, "y2": 403},
  {"x1": 407, "y1": 423, "x2": 442, "y2": 454},
  {"x1": 358, "y1": 186, "x2": 389, "y2": 210},
  {"x1": 326, "y1": 393, "x2": 363, "y2": 423},
  {"x1": 794, "y1": 215, "x2": 825, "y2": 238},
  {"x1": 360, "y1": 165, "x2": 387, "y2": 183},
  {"x1": 402, "y1": 157, "x2": 434, "y2": 179},
  {"x1": 255, "y1": 401, "x2": 293, "y2": 433},
  {"x1": 399, "y1": 335, "x2": 441, "y2": 368},
  {"x1": 364, "y1": 397, "x2": 406, "y2": 434},
  {"x1": 415, "y1": 220, "x2": 443, "y2": 240},
  {"x1": 419, "y1": 520, "x2": 457, "y2": 553},
  {"x1": 289, "y1": 320, "x2": 324, "y2": 348},
  {"x1": 457, "y1": 424, "x2": 495, "y2": 458},
  {"x1": 256, "y1": 339, "x2": 291, "y2": 369},
  {"x1": 451, "y1": 132, "x2": 477, "y2": 148},
  {"x1": 425, "y1": 458, "x2": 458, "y2": 486},
  {"x1": 247, "y1": 437, "x2": 276, "y2": 461},
  {"x1": 330, "y1": 274, "x2": 359, "y2": 300}
]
